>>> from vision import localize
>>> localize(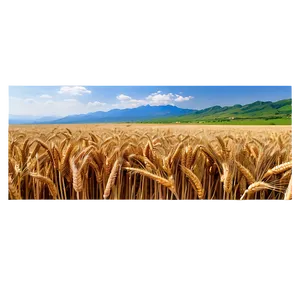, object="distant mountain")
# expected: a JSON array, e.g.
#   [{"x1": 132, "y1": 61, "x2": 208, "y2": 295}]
[
  {"x1": 49, "y1": 105, "x2": 197, "y2": 124},
  {"x1": 9, "y1": 99, "x2": 292, "y2": 125},
  {"x1": 150, "y1": 99, "x2": 292, "y2": 124},
  {"x1": 9, "y1": 115, "x2": 60, "y2": 124}
]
